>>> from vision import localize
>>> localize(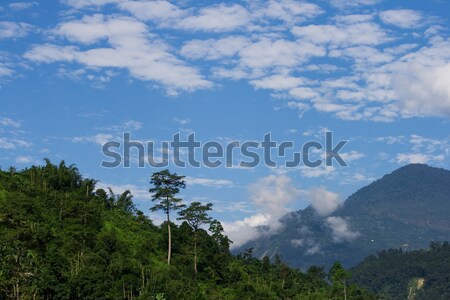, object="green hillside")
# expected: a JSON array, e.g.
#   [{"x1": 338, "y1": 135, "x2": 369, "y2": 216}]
[
  {"x1": 0, "y1": 160, "x2": 374, "y2": 300},
  {"x1": 351, "y1": 242, "x2": 450, "y2": 300}
]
